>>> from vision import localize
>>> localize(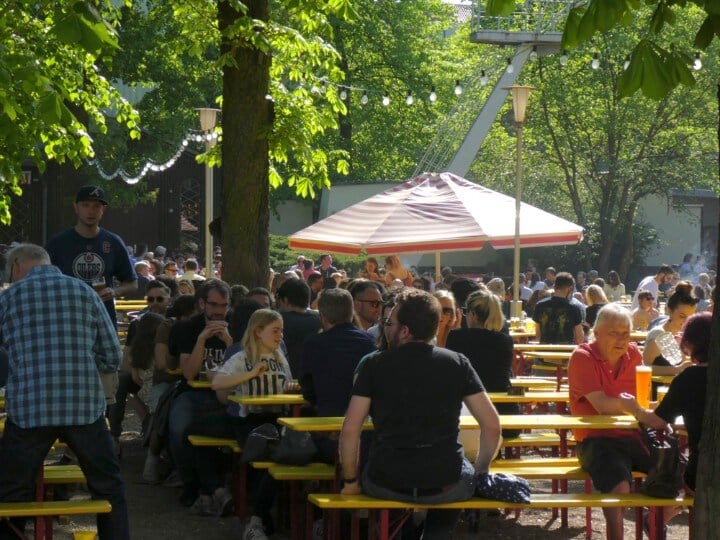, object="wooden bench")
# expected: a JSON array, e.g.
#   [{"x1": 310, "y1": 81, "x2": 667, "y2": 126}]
[
  {"x1": 188, "y1": 435, "x2": 246, "y2": 518},
  {"x1": 0, "y1": 499, "x2": 110, "y2": 540},
  {"x1": 501, "y1": 432, "x2": 576, "y2": 458},
  {"x1": 308, "y1": 492, "x2": 693, "y2": 540}
]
